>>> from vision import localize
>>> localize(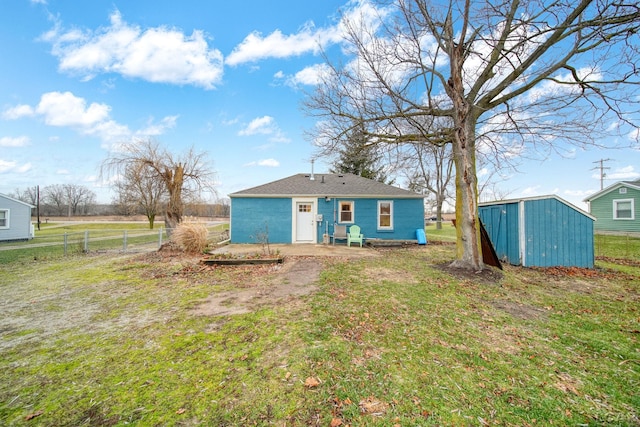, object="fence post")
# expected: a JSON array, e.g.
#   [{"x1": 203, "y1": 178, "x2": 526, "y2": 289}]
[
  {"x1": 64, "y1": 232, "x2": 68, "y2": 255},
  {"x1": 123, "y1": 230, "x2": 128, "y2": 252},
  {"x1": 158, "y1": 227, "x2": 163, "y2": 248},
  {"x1": 84, "y1": 231, "x2": 89, "y2": 253}
]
